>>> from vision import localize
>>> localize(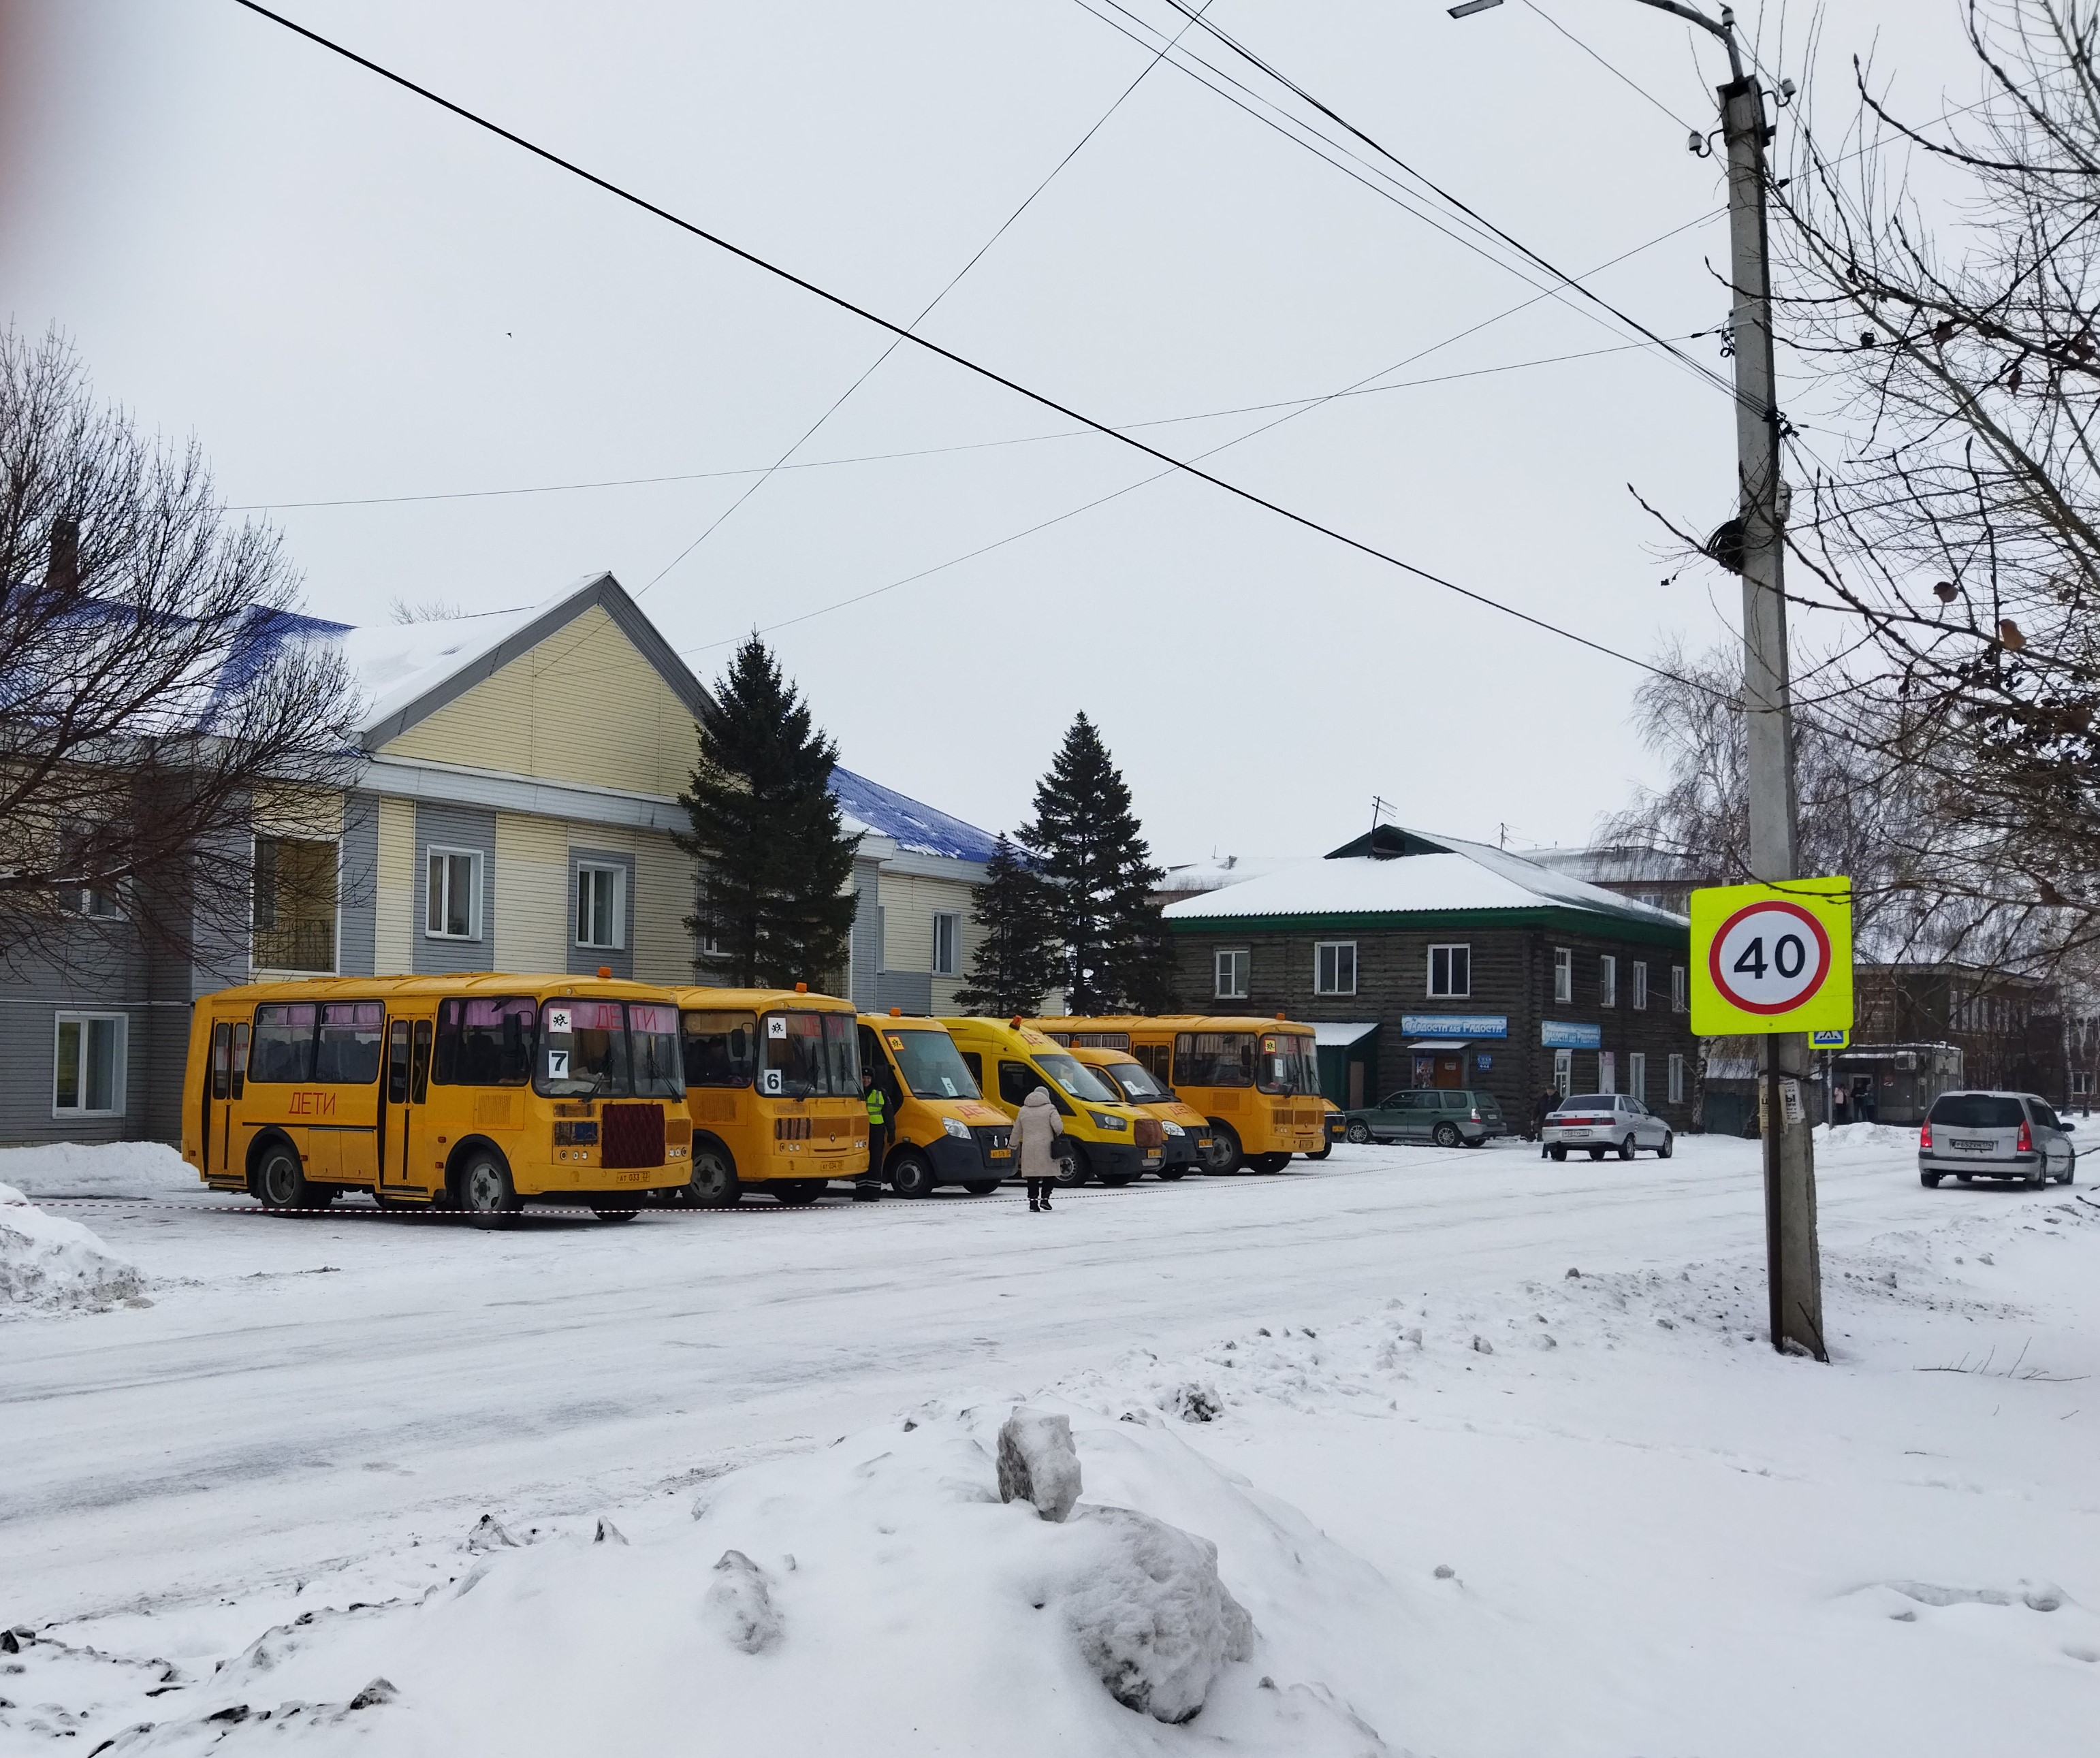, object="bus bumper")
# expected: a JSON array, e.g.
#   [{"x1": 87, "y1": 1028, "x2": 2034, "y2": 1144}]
[
  {"x1": 925, "y1": 1132, "x2": 994, "y2": 1184},
  {"x1": 1087, "y1": 1140, "x2": 1164, "y2": 1178}
]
